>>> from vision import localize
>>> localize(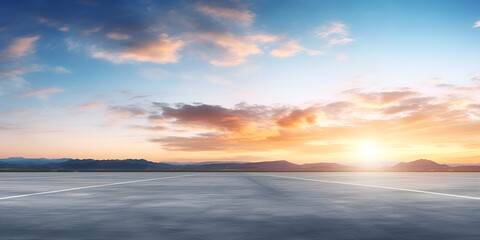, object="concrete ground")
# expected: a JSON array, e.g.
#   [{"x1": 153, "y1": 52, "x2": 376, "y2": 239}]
[{"x1": 1, "y1": 172, "x2": 480, "y2": 240}]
